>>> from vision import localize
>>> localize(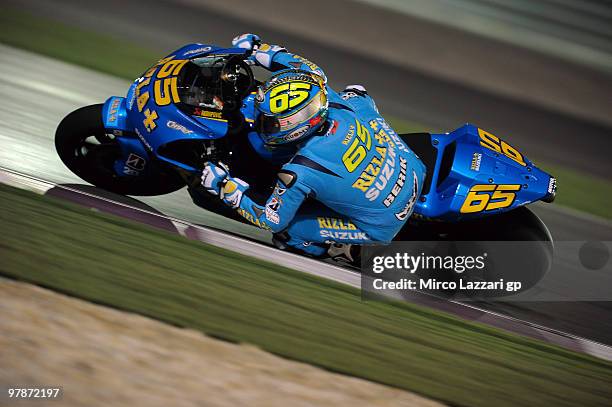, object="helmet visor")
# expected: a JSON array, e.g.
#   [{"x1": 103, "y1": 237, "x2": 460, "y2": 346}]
[
  {"x1": 257, "y1": 91, "x2": 327, "y2": 145},
  {"x1": 255, "y1": 113, "x2": 281, "y2": 135},
  {"x1": 278, "y1": 92, "x2": 325, "y2": 130}
]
